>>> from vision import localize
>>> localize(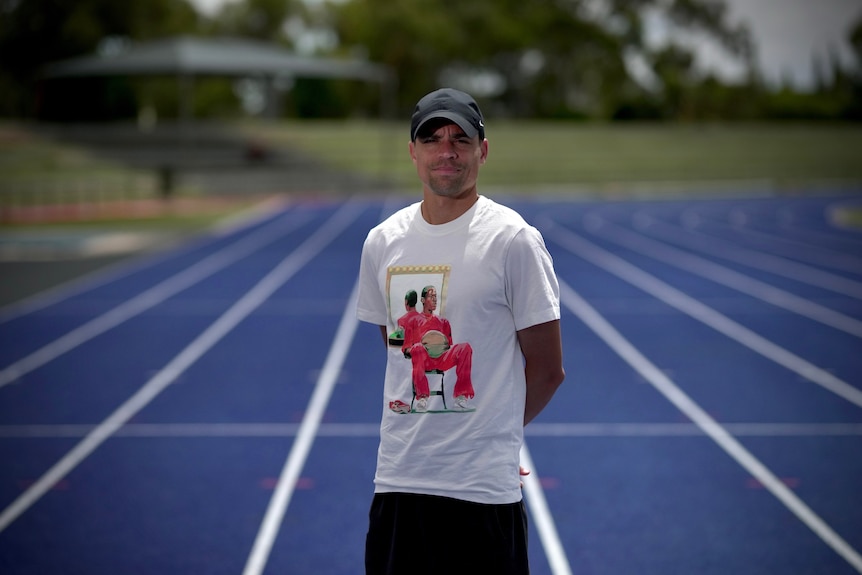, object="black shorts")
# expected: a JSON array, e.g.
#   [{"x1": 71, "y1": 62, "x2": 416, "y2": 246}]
[{"x1": 365, "y1": 492, "x2": 530, "y2": 575}]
